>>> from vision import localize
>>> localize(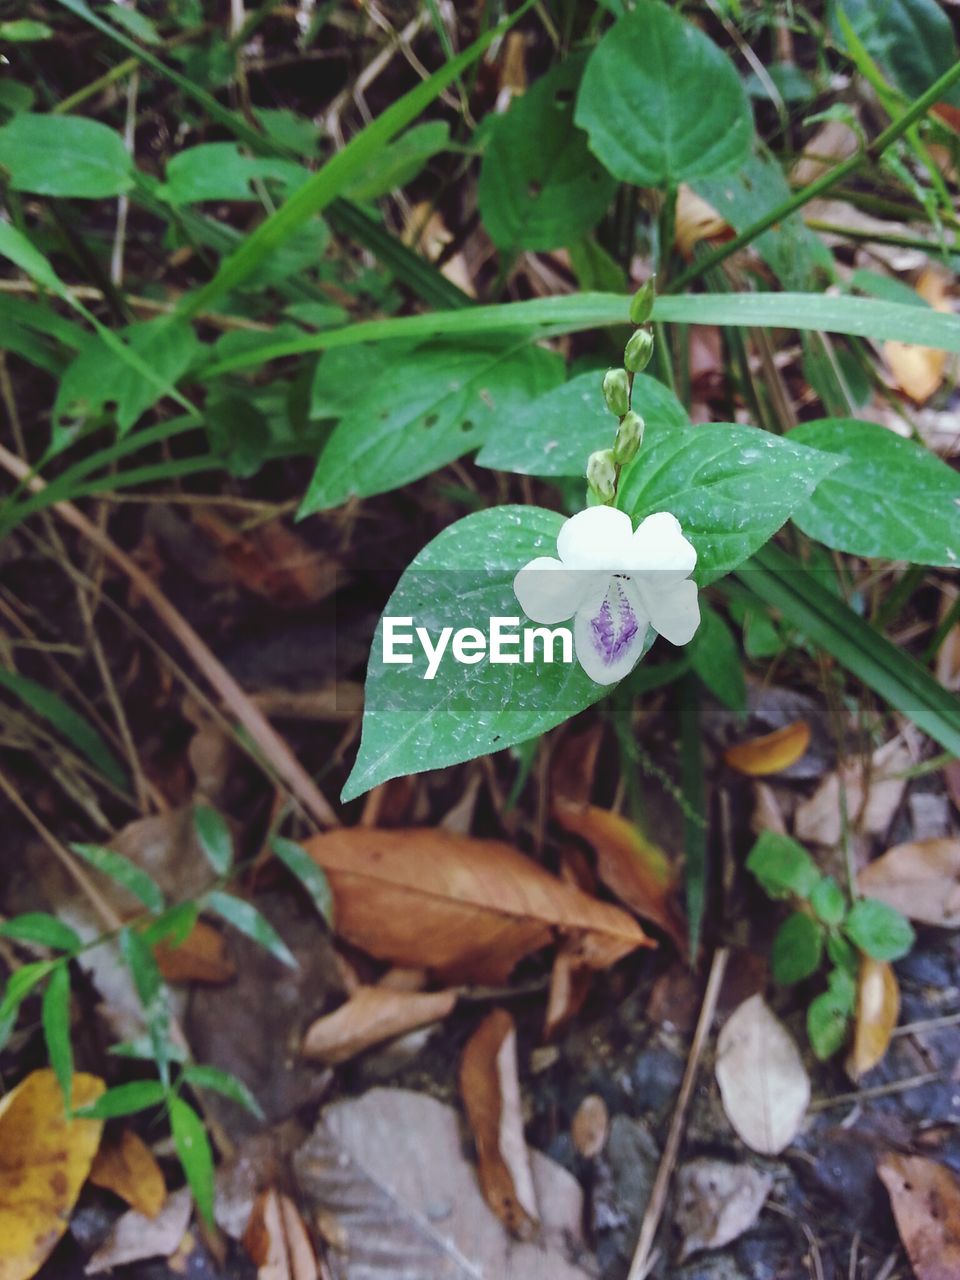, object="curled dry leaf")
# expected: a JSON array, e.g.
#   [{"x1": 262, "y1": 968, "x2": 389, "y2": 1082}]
[
  {"x1": 543, "y1": 937, "x2": 593, "y2": 1041},
  {"x1": 89, "y1": 1128, "x2": 166, "y2": 1219},
  {"x1": 884, "y1": 268, "x2": 952, "y2": 405},
  {"x1": 301, "y1": 828, "x2": 651, "y2": 984},
  {"x1": 674, "y1": 185, "x2": 732, "y2": 260},
  {"x1": 243, "y1": 1188, "x2": 318, "y2": 1280},
  {"x1": 301, "y1": 985, "x2": 457, "y2": 1065},
  {"x1": 723, "y1": 721, "x2": 811, "y2": 777},
  {"x1": 0, "y1": 1069, "x2": 105, "y2": 1280},
  {"x1": 571, "y1": 1095, "x2": 609, "y2": 1160},
  {"x1": 552, "y1": 799, "x2": 685, "y2": 952},
  {"x1": 85, "y1": 1187, "x2": 192, "y2": 1275},
  {"x1": 858, "y1": 838, "x2": 960, "y2": 927},
  {"x1": 460, "y1": 1009, "x2": 539, "y2": 1240},
  {"x1": 848, "y1": 957, "x2": 900, "y2": 1081},
  {"x1": 715, "y1": 995, "x2": 810, "y2": 1156},
  {"x1": 675, "y1": 1158, "x2": 773, "y2": 1260},
  {"x1": 154, "y1": 918, "x2": 236, "y2": 984},
  {"x1": 878, "y1": 1153, "x2": 960, "y2": 1280}
]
